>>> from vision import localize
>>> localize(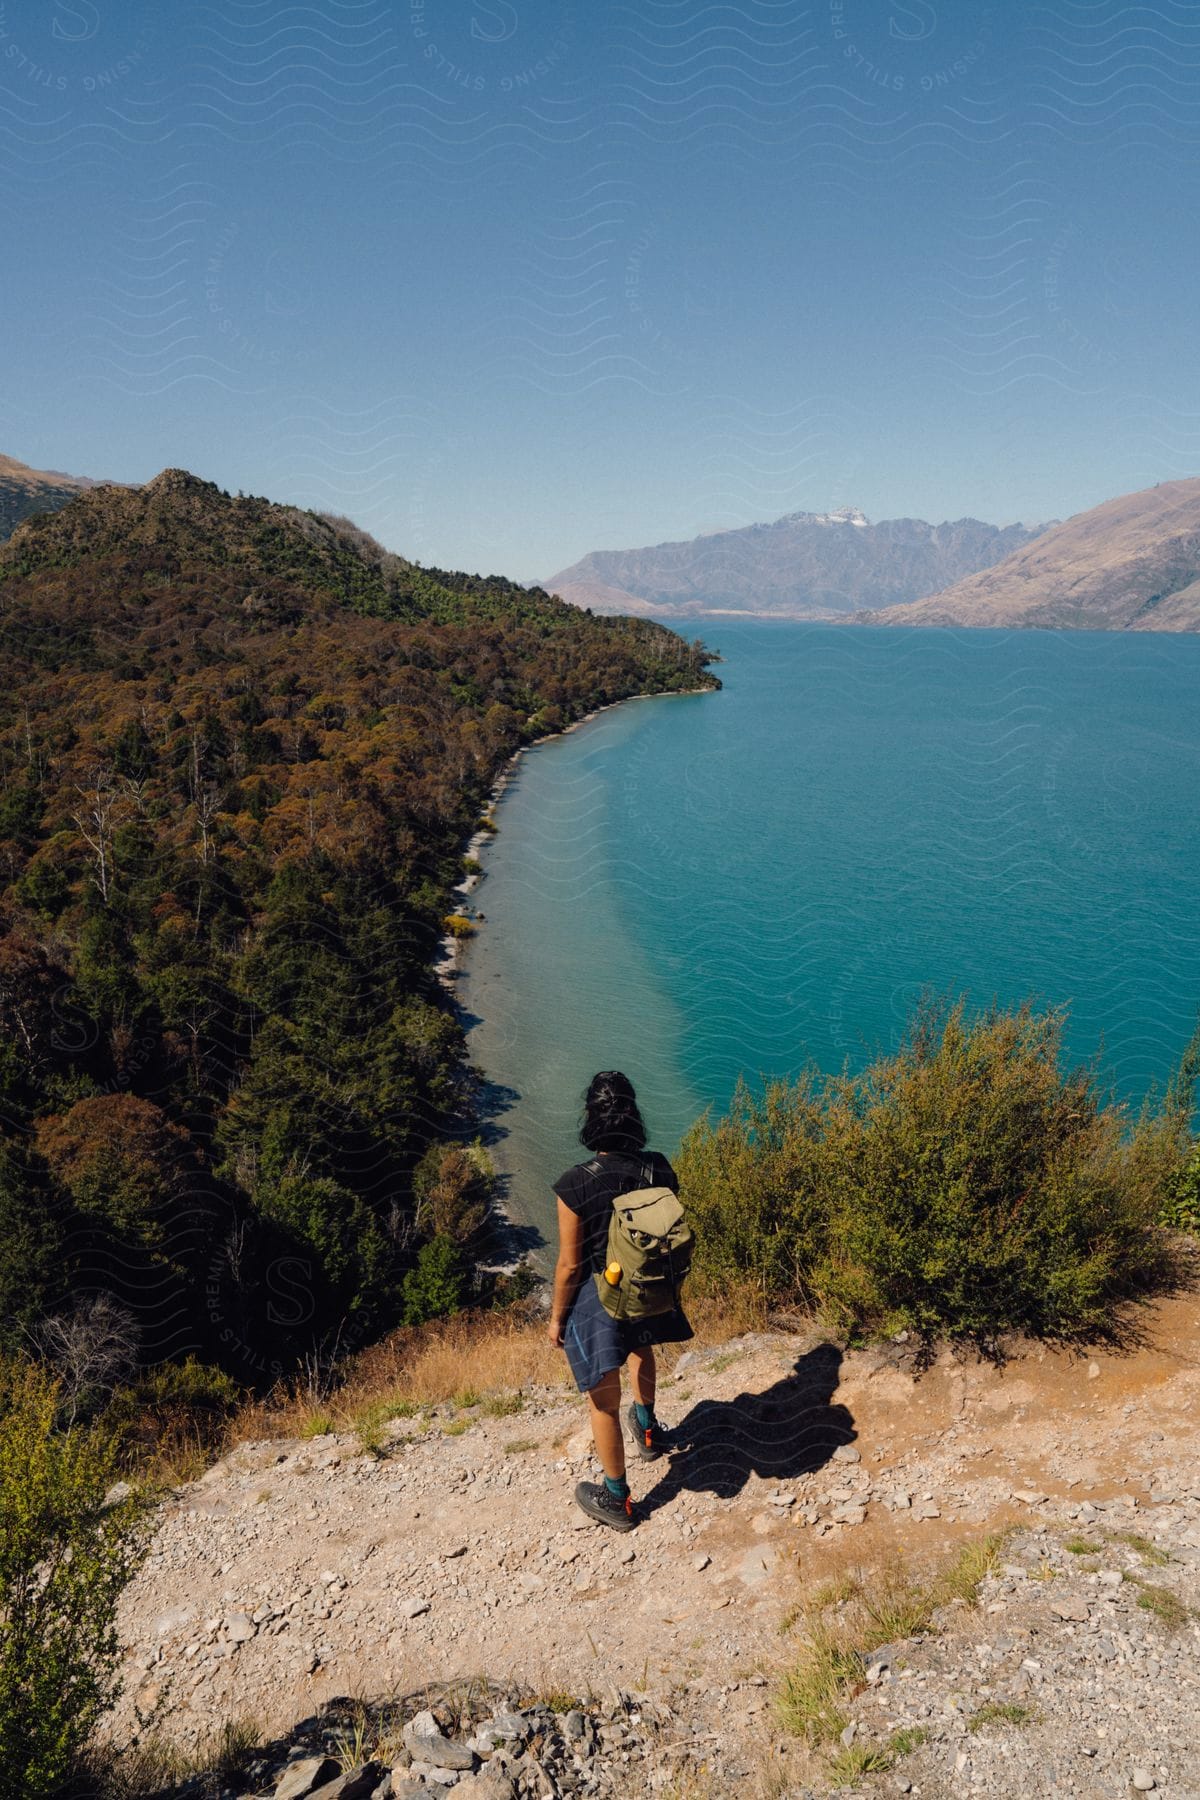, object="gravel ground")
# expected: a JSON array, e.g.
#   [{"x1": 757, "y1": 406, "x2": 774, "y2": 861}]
[
  {"x1": 108, "y1": 1298, "x2": 1200, "y2": 1797},
  {"x1": 827, "y1": 1517, "x2": 1200, "y2": 1799}
]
